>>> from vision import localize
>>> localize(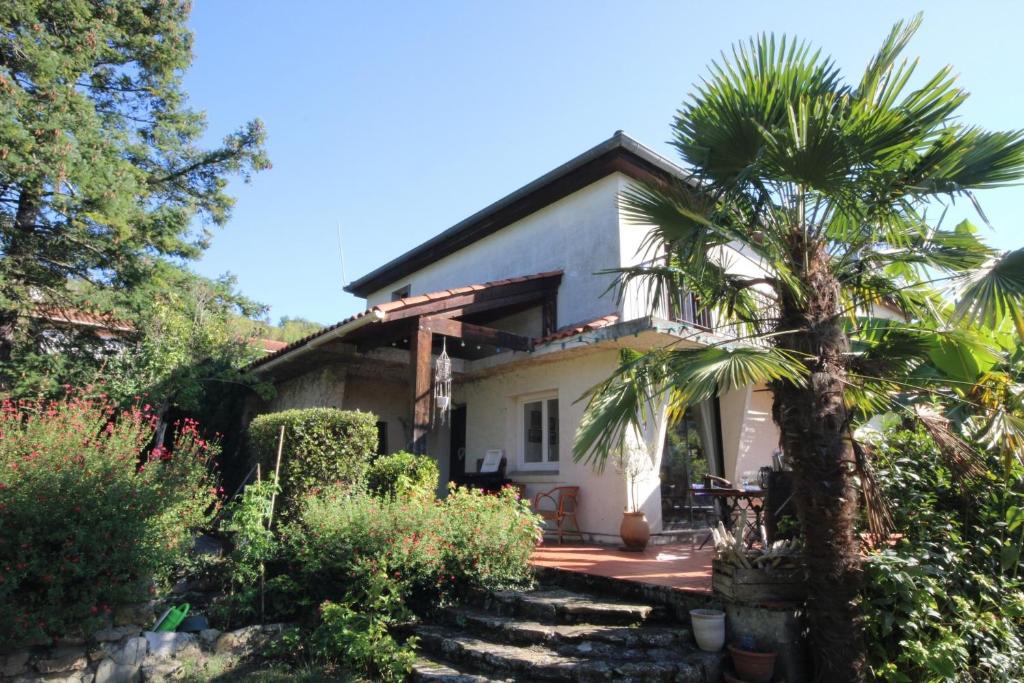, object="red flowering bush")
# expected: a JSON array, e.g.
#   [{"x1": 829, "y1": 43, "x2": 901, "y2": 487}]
[{"x1": 0, "y1": 396, "x2": 218, "y2": 646}]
